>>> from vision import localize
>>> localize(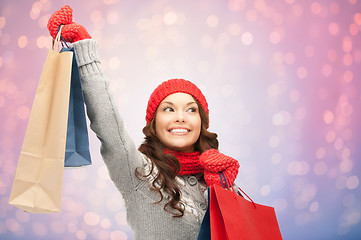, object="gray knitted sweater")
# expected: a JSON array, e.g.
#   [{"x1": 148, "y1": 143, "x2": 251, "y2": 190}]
[{"x1": 72, "y1": 39, "x2": 208, "y2": 240}]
